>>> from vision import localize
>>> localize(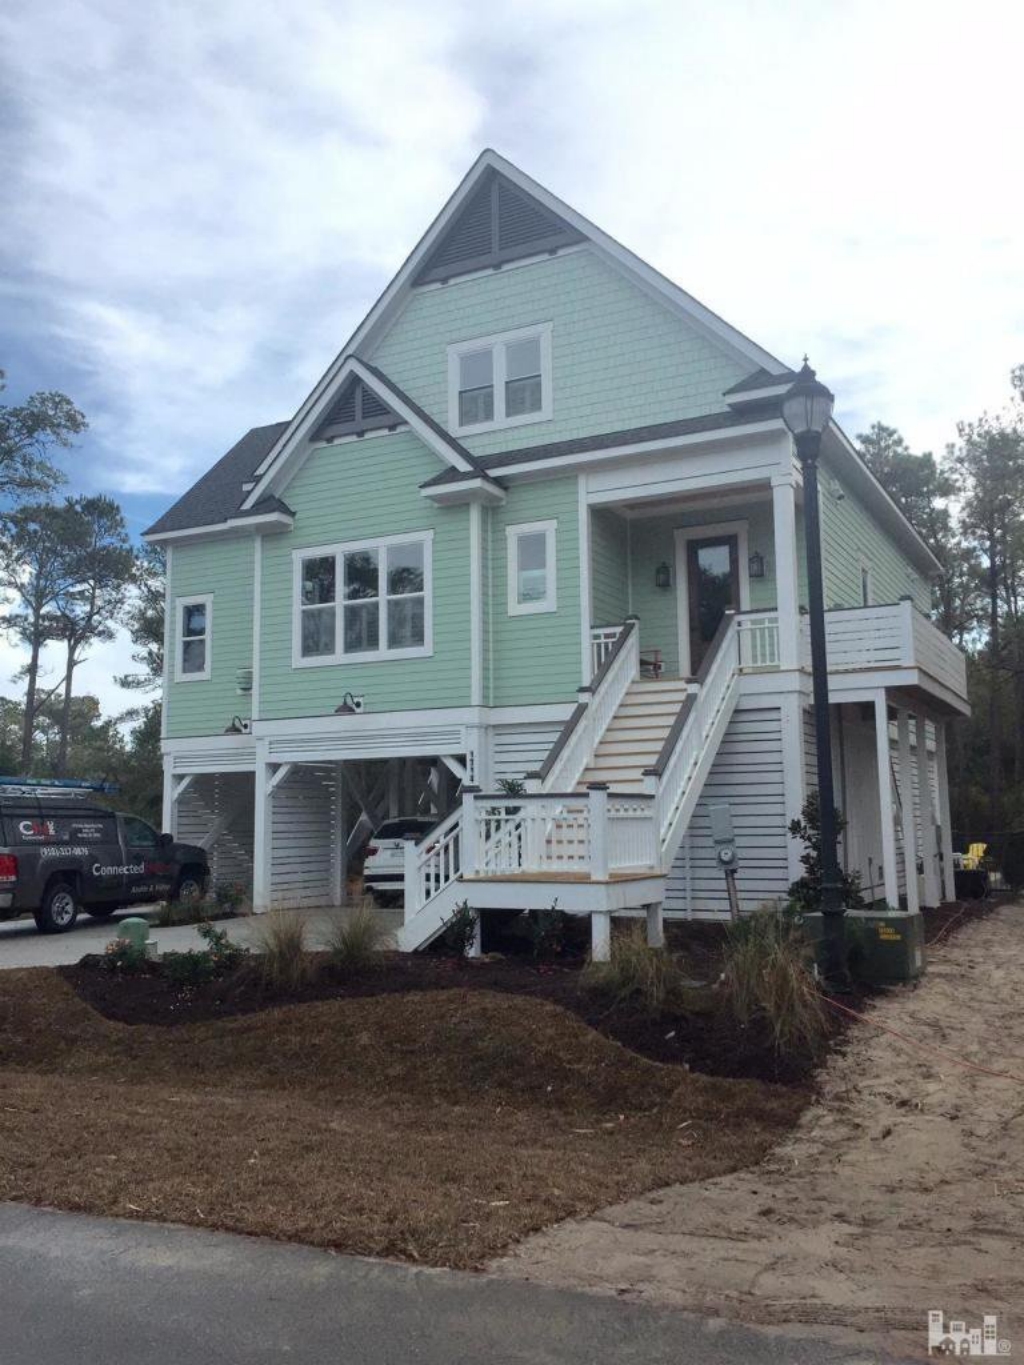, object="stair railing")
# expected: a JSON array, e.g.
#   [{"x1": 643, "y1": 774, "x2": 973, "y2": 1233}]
[
  {"x1": 529, "y1": 617, "x2": 640, "y2": 794},
  {"x1": 644, "y1": 612, "x2": 740, "y2": 853}
]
